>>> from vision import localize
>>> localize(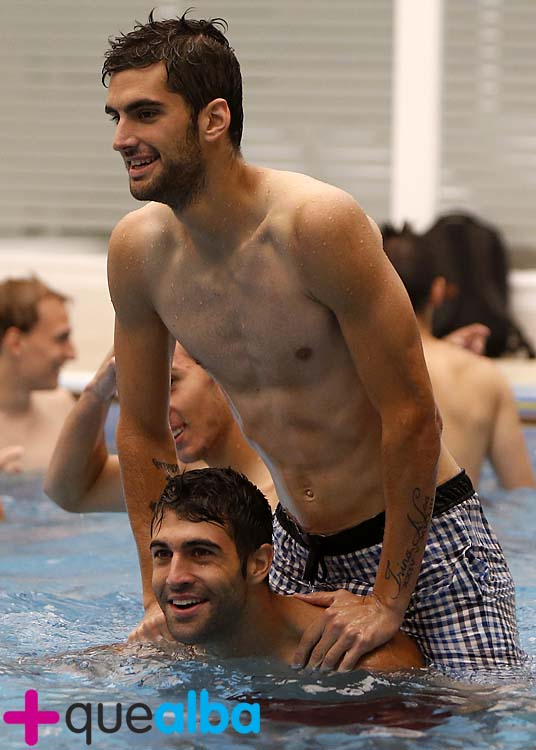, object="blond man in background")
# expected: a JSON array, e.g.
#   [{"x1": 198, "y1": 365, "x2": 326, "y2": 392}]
[{"x1": 0, "y1": 276, "x2": 76, "y2": 476}]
